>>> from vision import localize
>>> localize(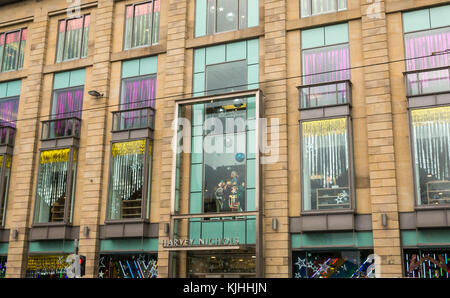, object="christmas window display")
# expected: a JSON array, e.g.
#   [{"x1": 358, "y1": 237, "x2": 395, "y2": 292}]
[
  {"x1": 405, "y1": 249, "x2": 450, "y2": 278},
  {"x1": 33, "y1": 148, "x2": 77, "y2": 223},
  {"x1": 411, "y1": 106, "x2": 450, "y2": 206},
  {"x1": 187, "y1": 252, "x2": 256, "y2": 276},
  {"x1": 0, "y1": 155, "x2": 11, "y2": 227},
  {"x1": 292, "y1": 250, "x2": 374, "y2": 278},
  {"x1": 25, "y1": 255, "x2": 70, "y2": 278},
  {"x1": 0, "y1": 256, "x2": 6, "y2": 278},
  {"x1": 107, "y1": 139, "x2": 152, "y2": 220},
  {"x1": 98, "y1": 254, "x2": 157, "y2": 278},
  {"x1": 301, "y1": 118, "x2": 351, "y2": 210}
]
